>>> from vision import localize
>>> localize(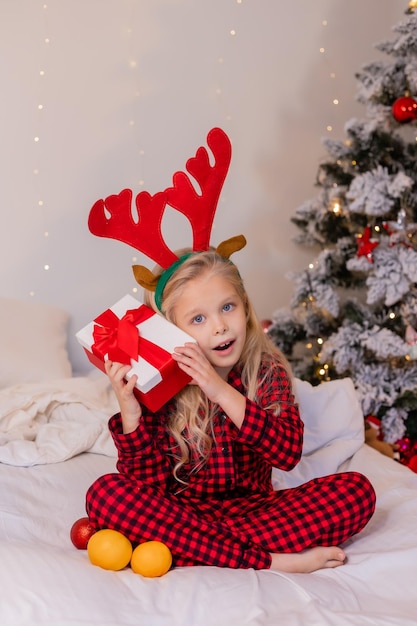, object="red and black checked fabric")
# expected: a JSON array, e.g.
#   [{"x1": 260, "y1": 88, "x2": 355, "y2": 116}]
[{"x1": 86, "y1": 362, "x2": 376, "y2": 569}]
